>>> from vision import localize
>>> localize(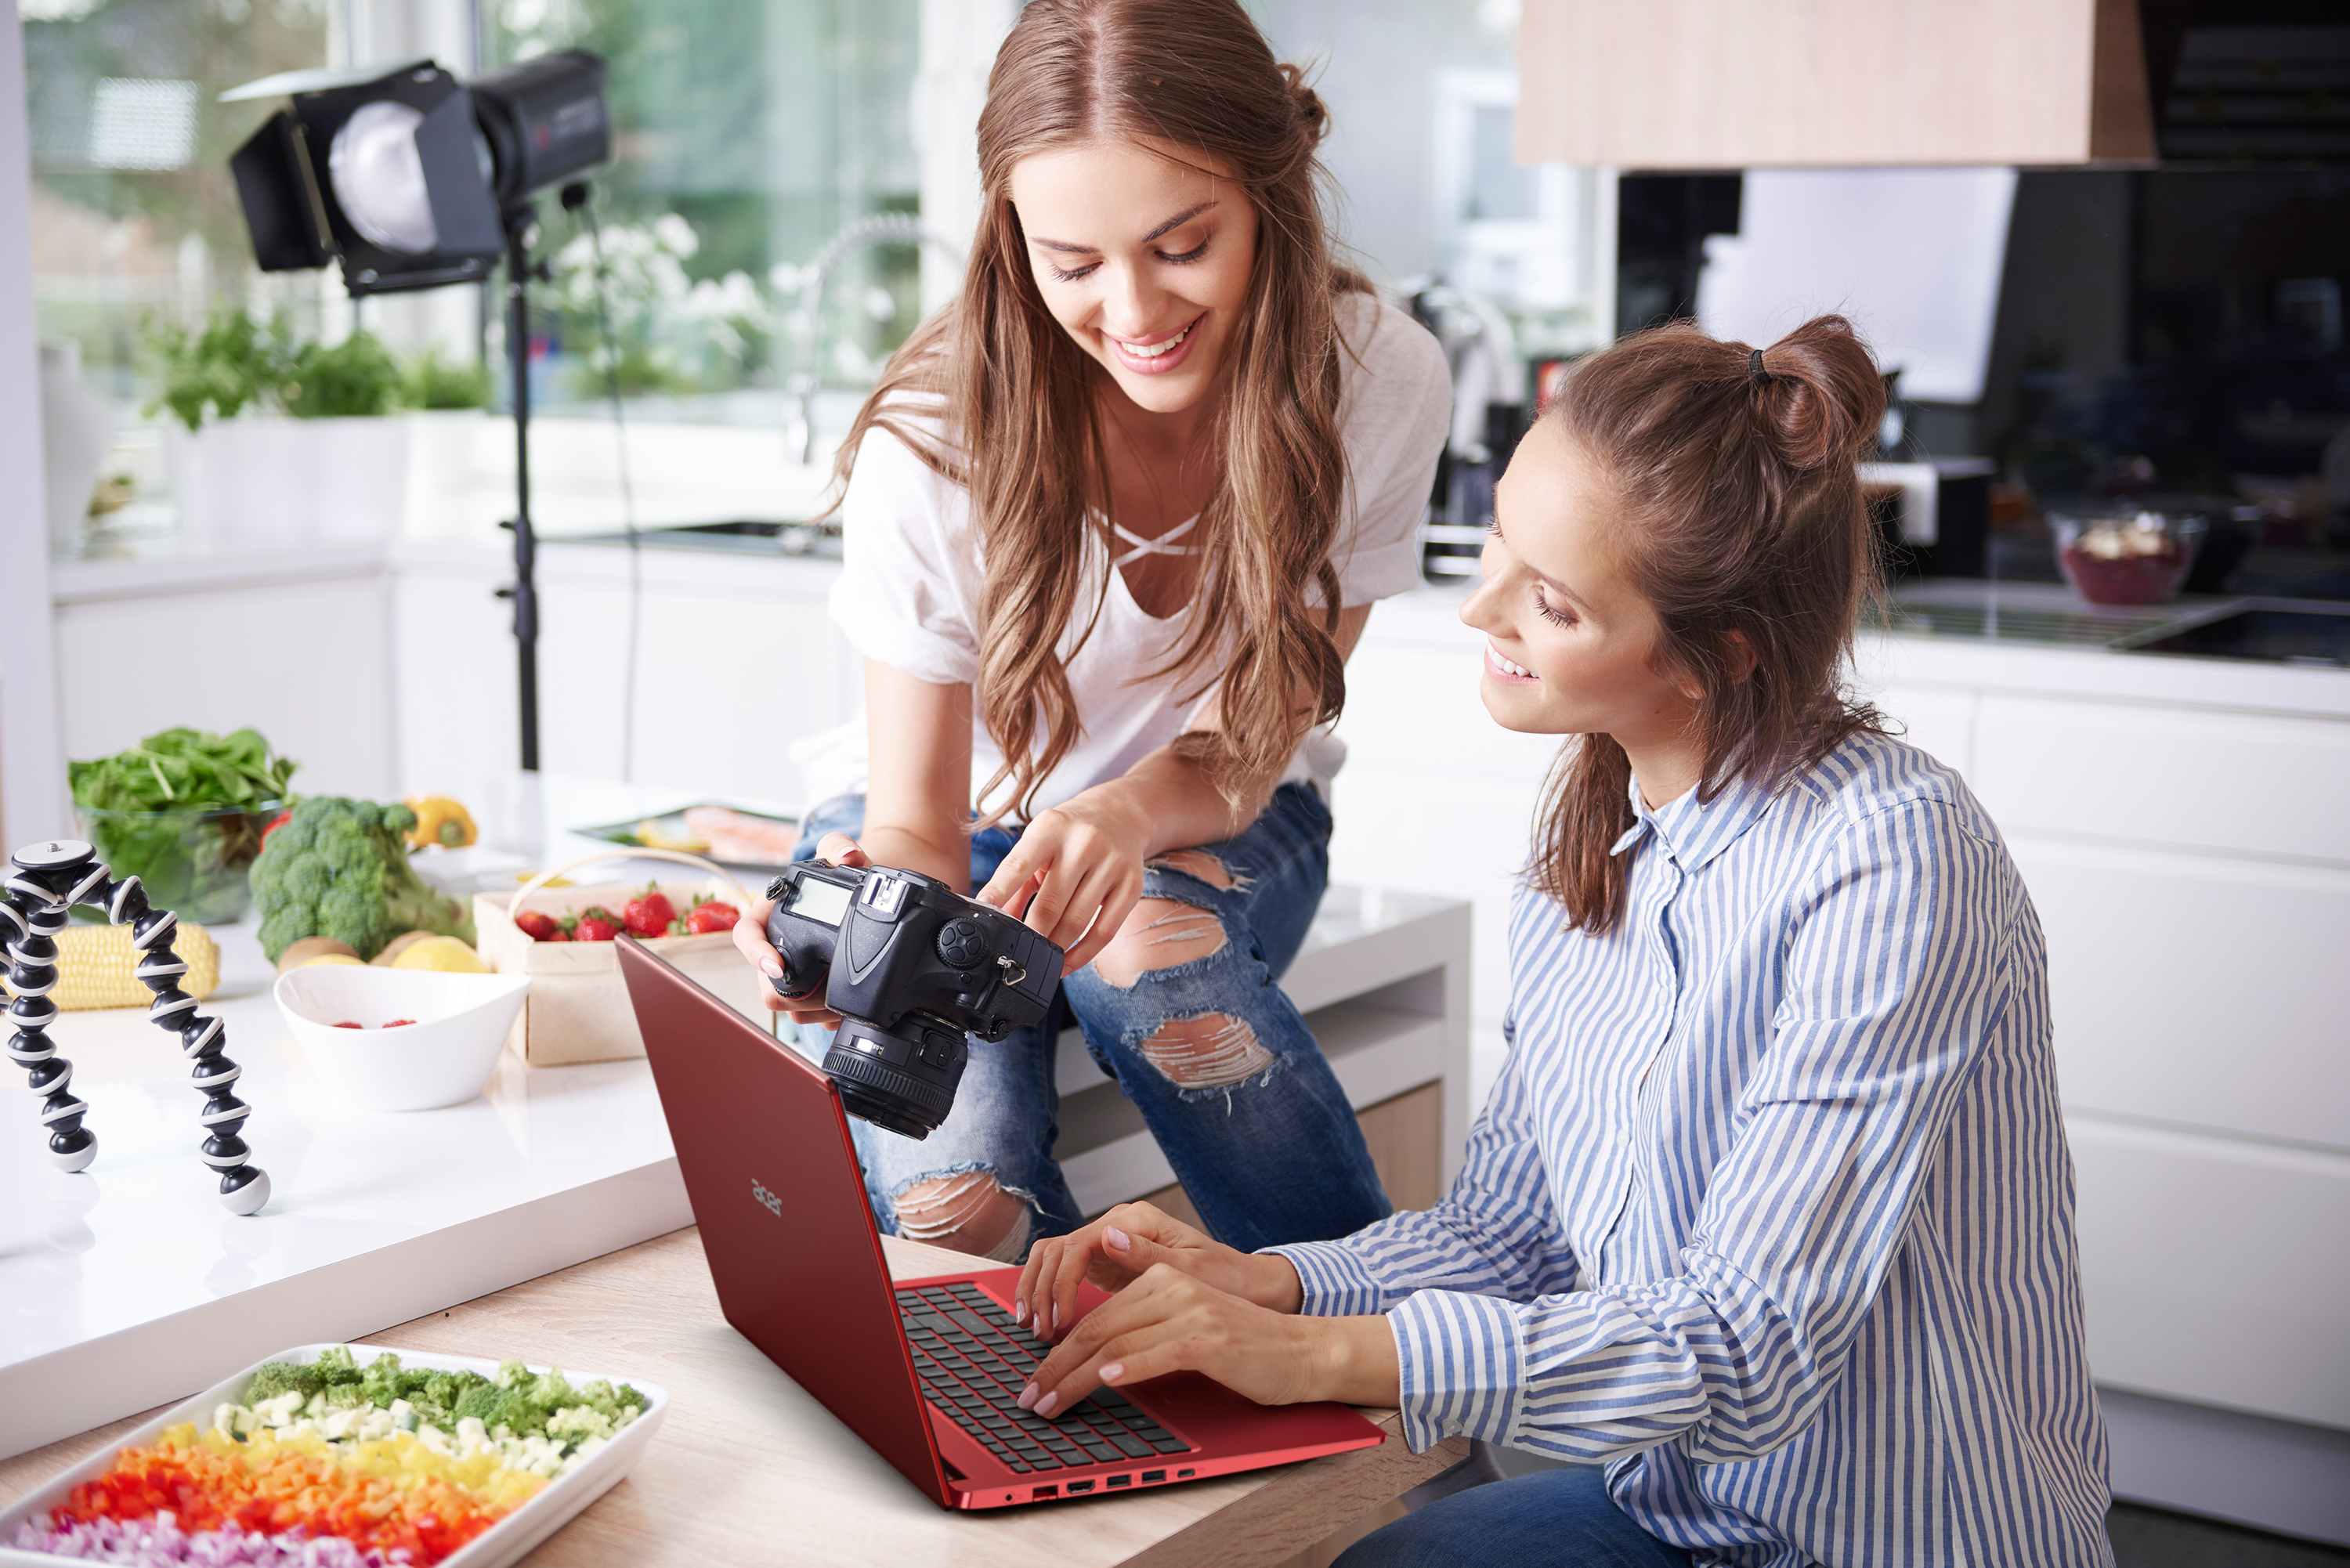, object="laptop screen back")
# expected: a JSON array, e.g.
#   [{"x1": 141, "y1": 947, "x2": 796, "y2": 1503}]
[{"x1": 616, "y1": 936, "x2": 947, "y2": 1505}]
